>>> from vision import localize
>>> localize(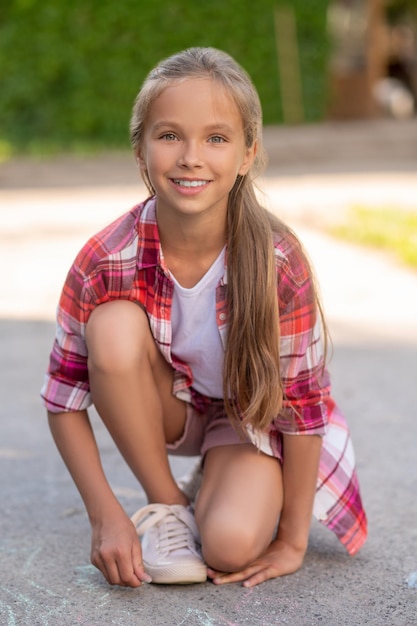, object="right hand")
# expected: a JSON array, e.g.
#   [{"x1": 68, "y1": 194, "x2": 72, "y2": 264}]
[{"x1": 90, "y1": 507, "x2": 152, "y2": 587}]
